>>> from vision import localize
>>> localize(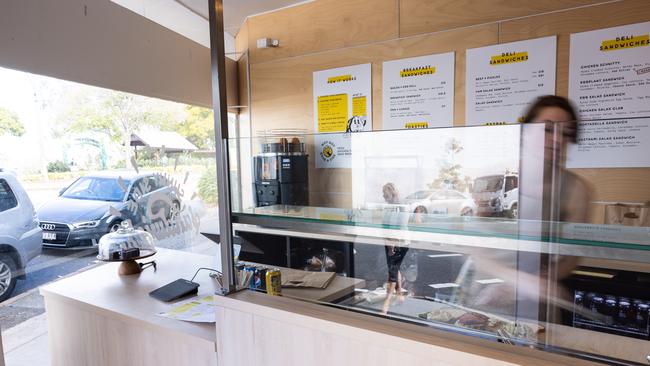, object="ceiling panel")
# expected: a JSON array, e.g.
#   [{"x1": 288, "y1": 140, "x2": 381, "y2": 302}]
[{"x1": 114, "y1": 0, "x2": 311, "y2": 41}]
